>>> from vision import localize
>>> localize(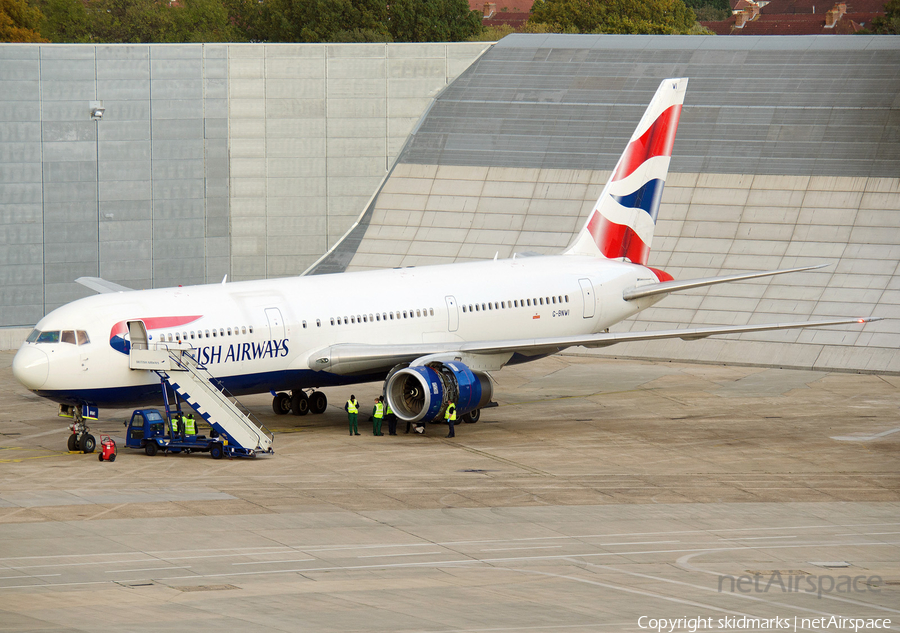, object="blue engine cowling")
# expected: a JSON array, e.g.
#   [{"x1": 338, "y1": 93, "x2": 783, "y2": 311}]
[{"x1": 384, "y1": 361, "x2": 492, "y2": 424}]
